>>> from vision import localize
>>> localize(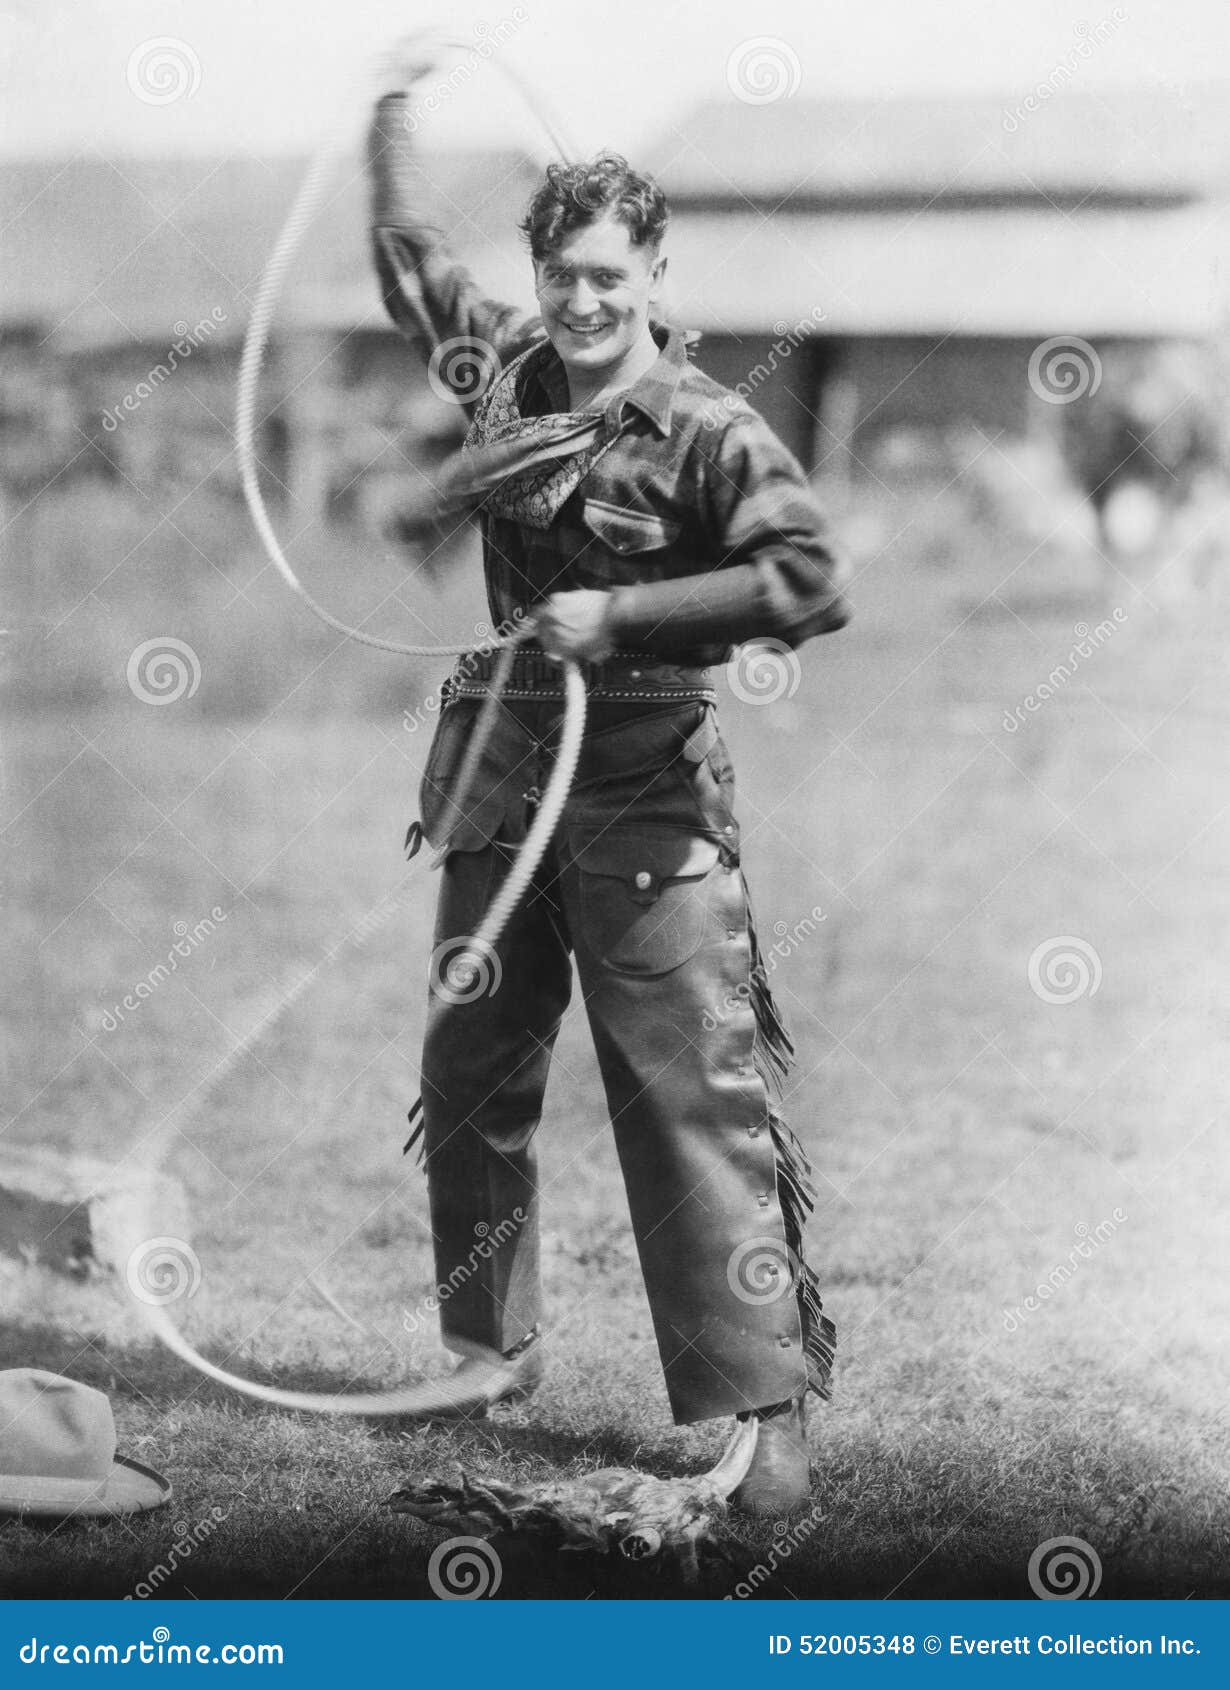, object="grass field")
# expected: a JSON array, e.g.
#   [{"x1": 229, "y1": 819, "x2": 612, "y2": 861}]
[{"x1": 3, "y1": 482, "x2": 1229, "y2": 1600}]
